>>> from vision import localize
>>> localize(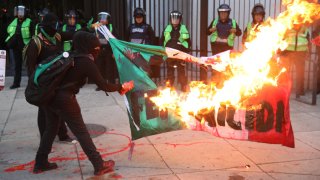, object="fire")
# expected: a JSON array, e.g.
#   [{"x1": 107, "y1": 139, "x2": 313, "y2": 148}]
[{"x1": 151, "y1": 0, "x2": 320, "y2": 124}]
